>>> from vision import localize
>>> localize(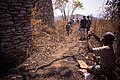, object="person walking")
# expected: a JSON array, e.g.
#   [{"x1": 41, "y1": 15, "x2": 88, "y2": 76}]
[
  {"x1": 79, "y1": 16, "x2": 88, "y2": 40},
  {"x1": 65, "y1": 22, "x2": 71, "y2": 35},
  {"x1": 86, "y1": 16, "x2": 92, "y2": 34},
  {"x1": 76, "y1": 18, "x2": 79, "y2": 24},
  {"x1": 68, "y1": 19, "x2": 74, "y2": 34}
]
